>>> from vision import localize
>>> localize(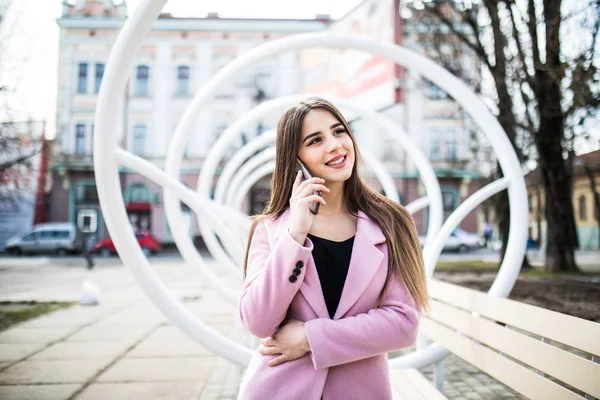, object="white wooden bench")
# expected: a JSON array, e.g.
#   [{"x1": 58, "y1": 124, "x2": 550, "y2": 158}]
[
  {"x1": 390, "y1": 279, "x2": 600, "y2": 400},
  {"x1": 391, "y1": 368, "x2": 449, "y2": 399}
]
